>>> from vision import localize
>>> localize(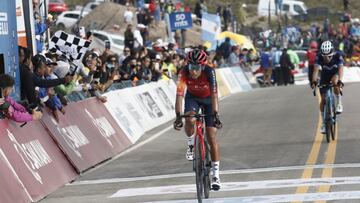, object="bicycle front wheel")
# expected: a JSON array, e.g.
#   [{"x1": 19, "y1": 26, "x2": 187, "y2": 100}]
[
  {"x1": 195, "y1": 136, "x2": 204, "y2": 203},
  {"x1": 203, "y1": 141, "x2": 211, "y2": 199},
  {"x1": 325, "y1": 102, "x2": 331, "y2": 143},
  {"x1": 331, "y1": 102, "x2": 336, "y2": 141}
]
